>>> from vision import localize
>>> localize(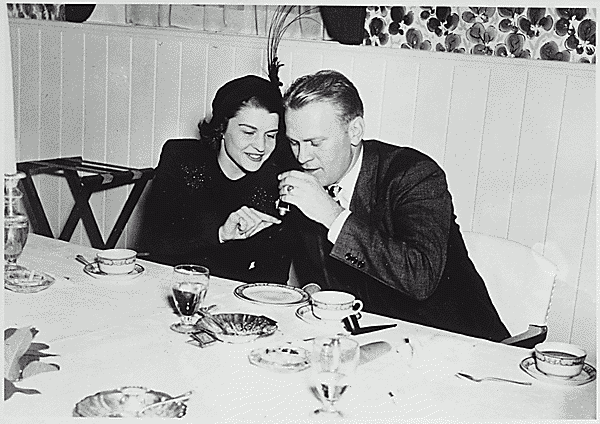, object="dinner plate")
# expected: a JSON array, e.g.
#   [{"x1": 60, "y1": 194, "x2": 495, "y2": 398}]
[
  {"x1": 248, "y1": 345, "x2": 311, "y2": 373},
  {"x1": 295, "y1": 304, "x2": 347, "y2": 331},
  {"x1": 83, "y1": 262, "x2": 145, "y2": 281},
  {"x1": 520, "y1": 356, "x2": 596, "y2": 386},
  {"x1": 234, "y1": 282, "x2": 309, "y2": 306}
]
